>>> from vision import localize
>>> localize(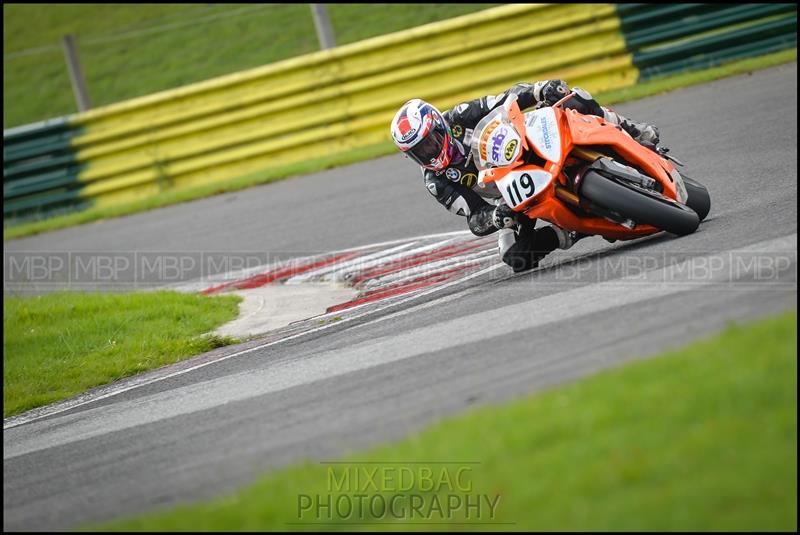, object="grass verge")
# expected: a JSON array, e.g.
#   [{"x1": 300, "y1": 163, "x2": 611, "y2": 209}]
[
  {"x1": 3, "y1": 290, "x2": 241, "y2": 418},
  {"x1": 4, "y1": 48, "x2": 796, "y2": 242},
  {"x1": 95, "y1": 310, "x2": 797, "y2": 531}
]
